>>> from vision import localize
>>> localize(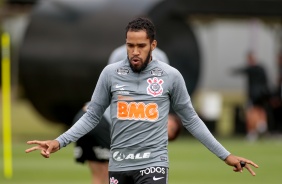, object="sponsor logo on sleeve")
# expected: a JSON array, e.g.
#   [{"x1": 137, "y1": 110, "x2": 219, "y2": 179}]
[
  {"x1": 150, "y1": 67, "x2": 163, "y2": 76},
  {"x1": 116, "y1": 67, "x2": 129, "y2": 75}
]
